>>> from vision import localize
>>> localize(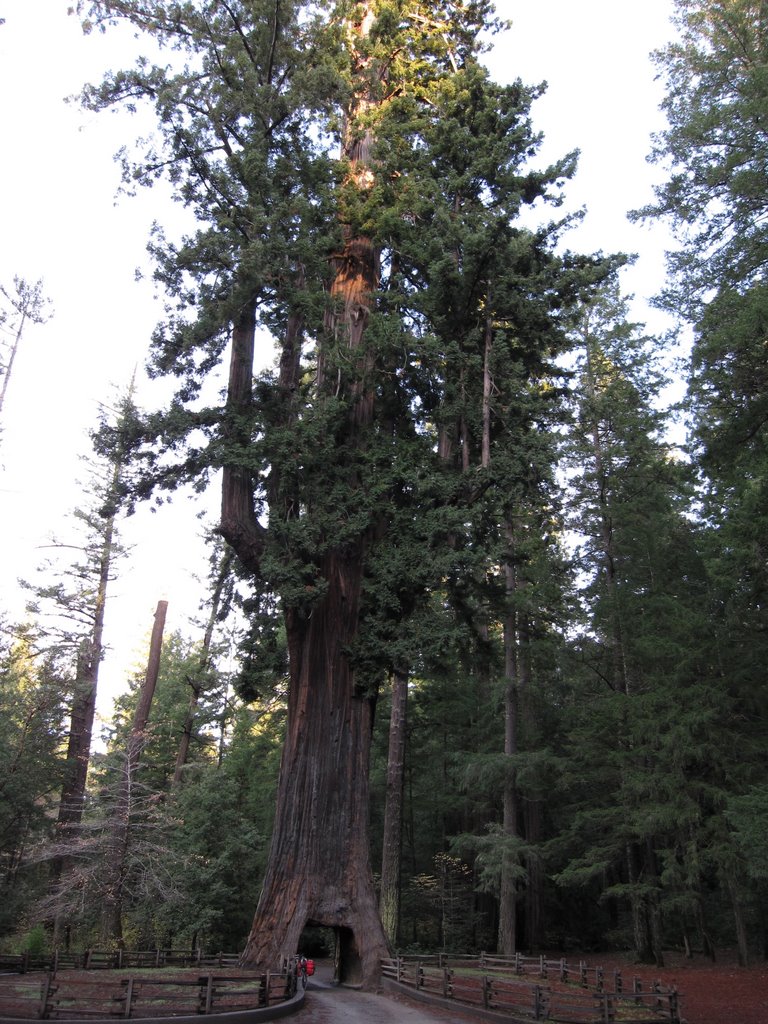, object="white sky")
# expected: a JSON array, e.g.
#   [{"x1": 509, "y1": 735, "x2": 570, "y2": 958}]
[{"x1": 0, "y1": 0, "x2": 678, "y2": 721}]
